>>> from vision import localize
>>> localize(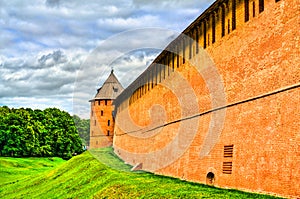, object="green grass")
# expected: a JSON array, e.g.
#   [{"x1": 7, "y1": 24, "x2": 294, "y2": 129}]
[
  {"x1": 89, "y1": 147, "x2": 133, "y2": 172},
  {"x1": 0, "y1": 156, "x2": 65, "y2": 185},
  {"x1": 0, "y1": 148, "x2": 282, "y2": 199}
]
